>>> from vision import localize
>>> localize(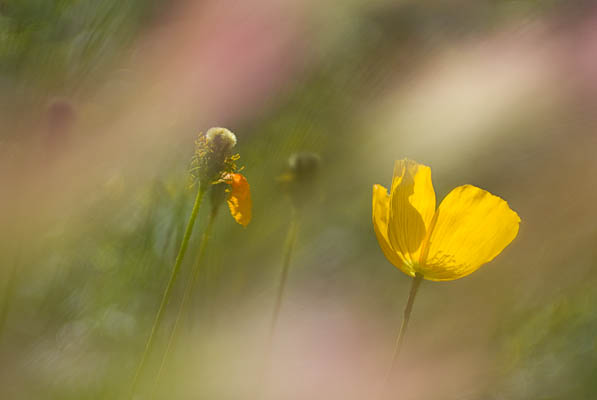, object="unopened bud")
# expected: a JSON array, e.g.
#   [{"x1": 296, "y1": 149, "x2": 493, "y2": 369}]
[
  {"x1": 191, "y1": 127, "x2": 239, "y2": 187},
  {"x1": 288, "y1": 152, "x2": 321, "y2": 182},
  {"x1": 206, "y1": 127, "x2": 237, "y2": 155},
  {"x1": 281, "y1": 152, "x2": 321, "y2": 209}
]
